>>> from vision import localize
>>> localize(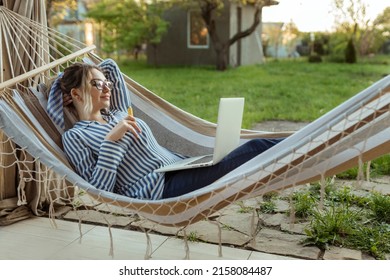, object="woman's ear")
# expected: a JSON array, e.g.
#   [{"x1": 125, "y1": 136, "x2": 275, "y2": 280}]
[{"x1": 70, "y1": 88, "x2": 82, "y2": 102}]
